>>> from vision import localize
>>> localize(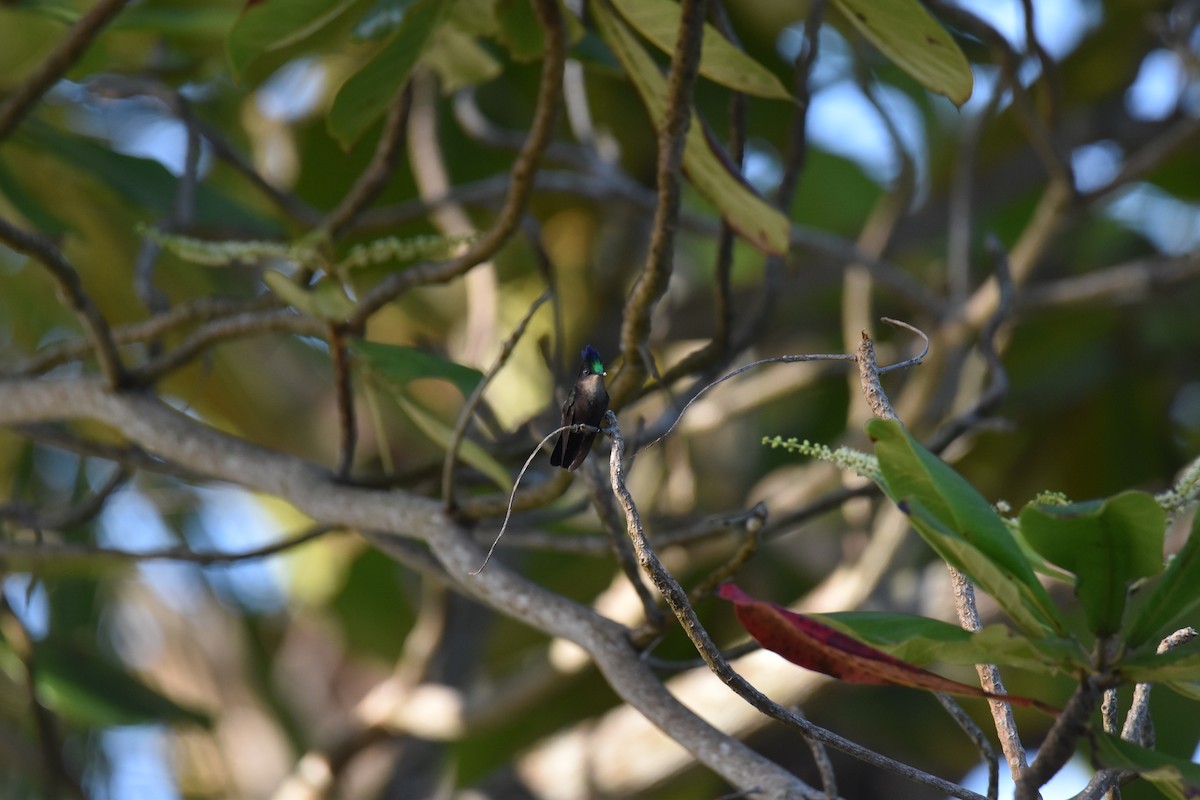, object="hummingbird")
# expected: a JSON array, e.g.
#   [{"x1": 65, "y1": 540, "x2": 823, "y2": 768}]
[{"x1": 550, "y1": 345, "x2": 609, "y2": 470}]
